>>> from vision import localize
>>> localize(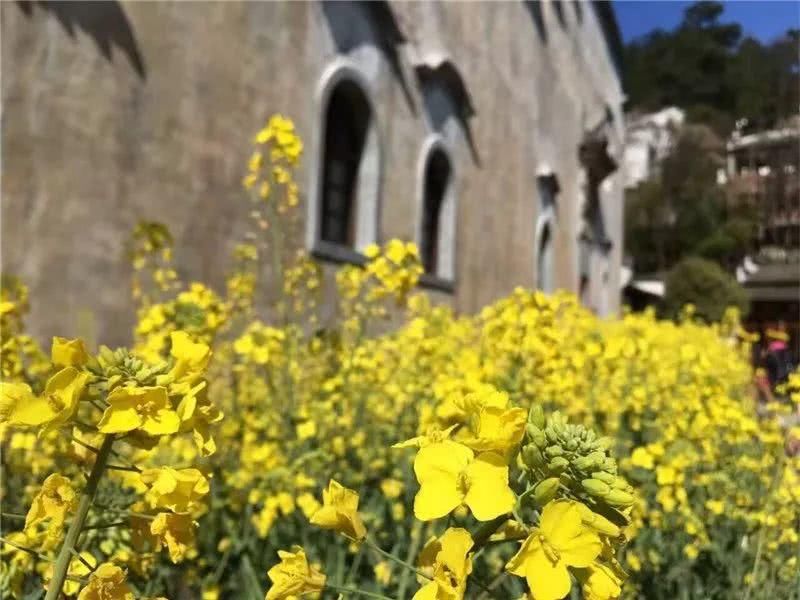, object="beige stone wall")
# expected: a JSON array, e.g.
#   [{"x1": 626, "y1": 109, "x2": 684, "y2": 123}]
[{"x1": 2, "y1": 1, "x2": 624, "y2": 346}]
